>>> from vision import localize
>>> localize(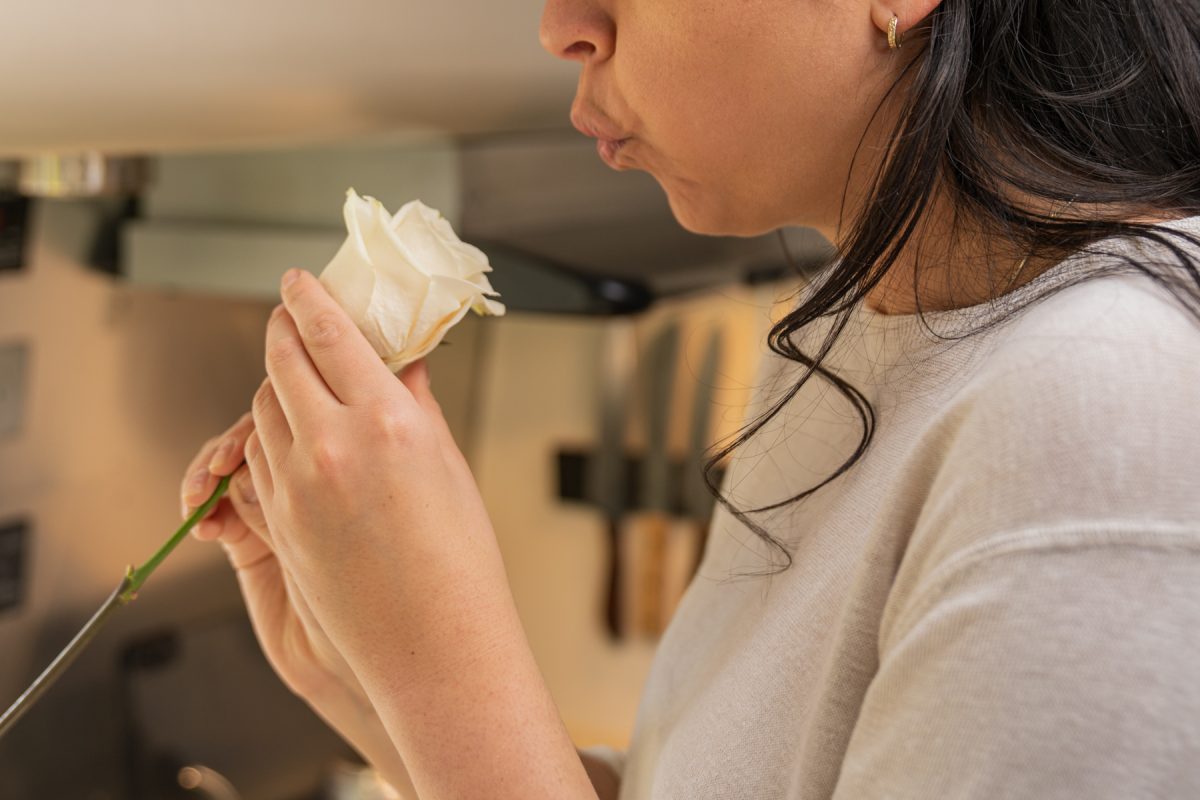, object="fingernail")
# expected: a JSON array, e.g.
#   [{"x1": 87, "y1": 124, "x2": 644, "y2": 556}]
[
  {"x1": 282, "y1": 268, "x2": 301, "y2": 288},
  {"x1": 187, "y1": 468, "x2": 209, "y2": 500},
  {"x1": 181, "y1": 500, "x2": 190, "y2": 519},
  {"x1": 208, "y1": 439, "x2": 232, "y2": 472}
]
